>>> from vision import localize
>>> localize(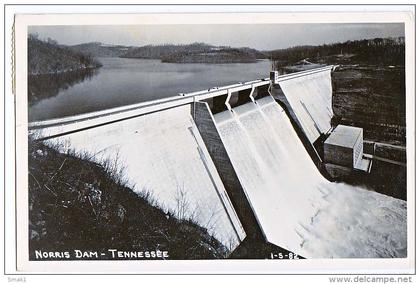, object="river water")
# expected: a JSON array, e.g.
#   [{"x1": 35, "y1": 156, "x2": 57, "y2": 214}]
[{"x1": 28, "y1": 57, "x2": 272, "y2": 121}]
